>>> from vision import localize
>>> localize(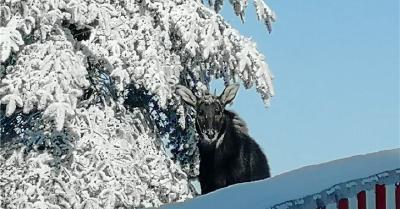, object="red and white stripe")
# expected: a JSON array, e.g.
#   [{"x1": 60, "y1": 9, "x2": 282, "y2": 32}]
[{"x1": 319, "y1": 183, "x2": 399, "y2": 209}]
